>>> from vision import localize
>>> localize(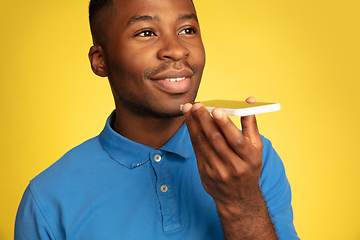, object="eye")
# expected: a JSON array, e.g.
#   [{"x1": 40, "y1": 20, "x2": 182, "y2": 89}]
[
  {"x1": 179, "y1": 27, "x2": 197, "y2": 35},
  {"x1": 136, "y1": 30, "x2": 156, "y2": 37}
]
